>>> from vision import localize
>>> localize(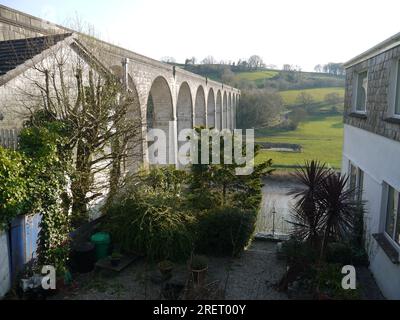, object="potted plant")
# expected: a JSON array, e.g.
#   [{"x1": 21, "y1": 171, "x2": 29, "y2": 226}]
[
  {"x1": 189, "y1": 255, "x2": 208, "y2": 287},
  {"x1": 110, "y1": 252, "x2": 122, "y2": 267},
  {"x1": 158, "y1": 260, "x2": 174, "y2": 279}
]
